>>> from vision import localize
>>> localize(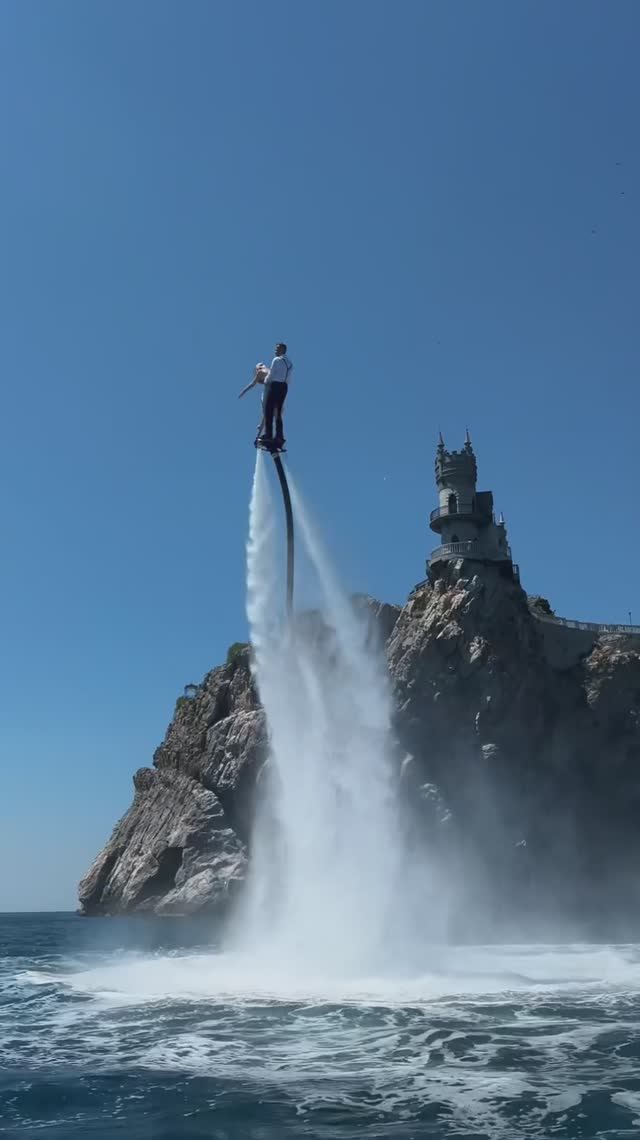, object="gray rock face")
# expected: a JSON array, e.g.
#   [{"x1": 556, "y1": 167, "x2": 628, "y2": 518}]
[
  {"x1": 79, "y1": 649, "x2": 262, "y2": 917},
  {"x1": 80, "y1": 568, "x2": 640, "y2": 935},
  {"x1": 387, "y1": 561, "x2": 640, "y2": 935},
  {"x1": 78, "y1": 768, "x2": 247, "y2": 916}
]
